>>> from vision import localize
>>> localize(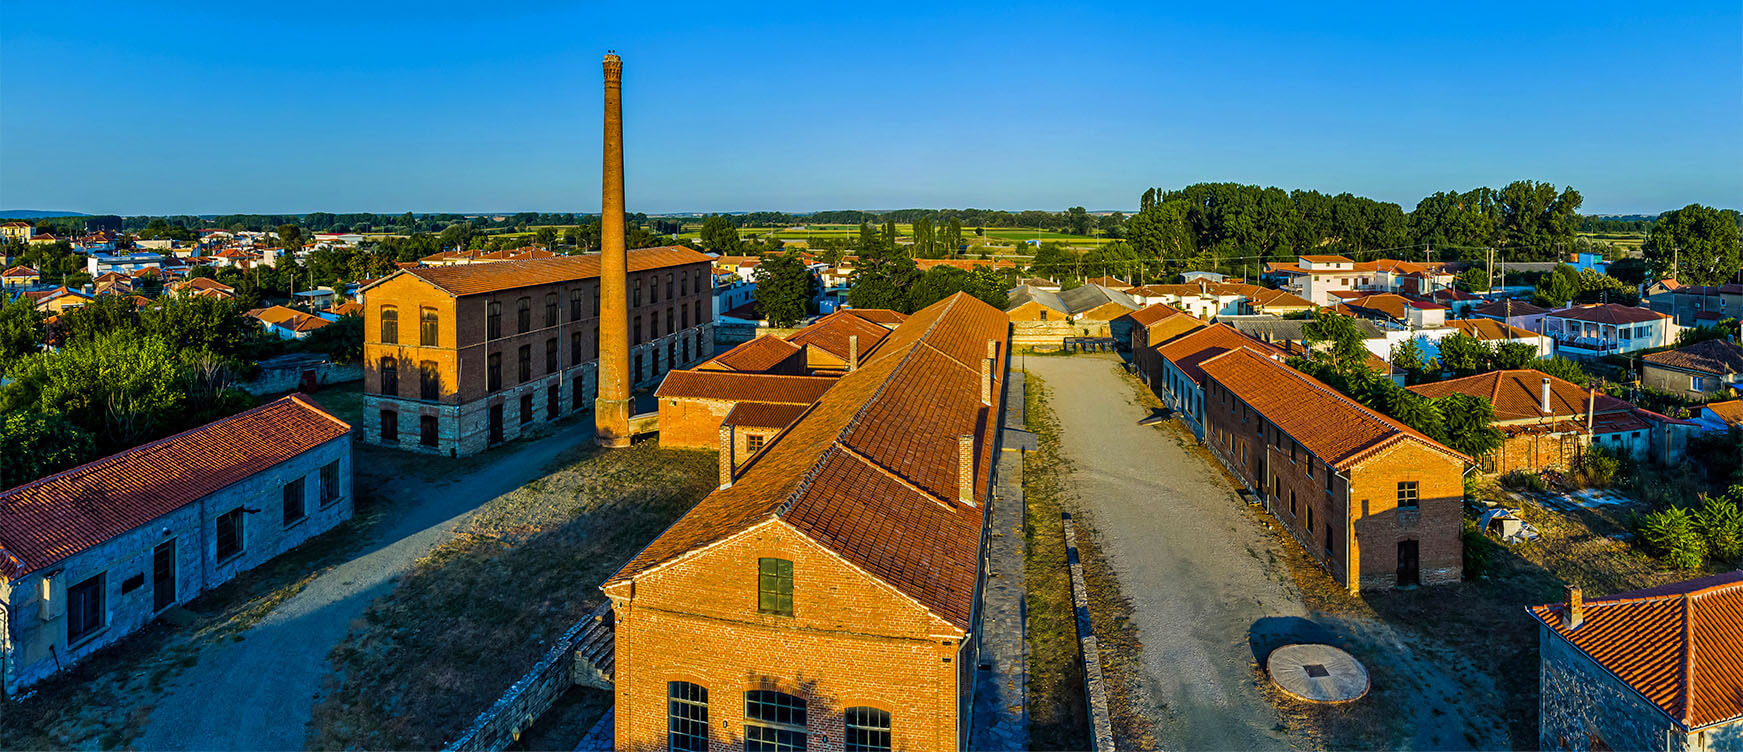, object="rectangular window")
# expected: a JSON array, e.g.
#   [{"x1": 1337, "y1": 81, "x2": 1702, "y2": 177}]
[
  {"x1": 121, "y1": 573, "x2": 144, "y2": 593},
  {"x1": 545, "y1": 338, "x2": 557, "y2": 374},
  {"x1": 570, "y1": 289, "x2": 583, "y2": 321},
  {"x1": 520, "y1": 393, "x2": 534, "y2": 424},
  {"x1": 667, "y1": 272, "x2": 675, "y2": 301},
  {"x1": 380, "y1": 356, "x2": 398, "y2": 396},
  {"x1": 518, "y1": 344, "x2": 532, "y2": 383},
  {"x1": 681, "y1": 305, "x2": 689, "y2": 329},
  {"x1": 745, "y1": 691, "x2": 807, "y2": 752},
  {"x1": 380, "y1": 306, "x2": 398, "y2": 344},
  {"x1": 1305, "y1": 458, "x2": 1313, "y2": 479},
  {"x1": 651, "y1": 274, "x2": 659, "y2": 304},
  {"x1": 1325, "y1": 469, "x2": 1334, "y2": 495},
  {"x1": 747, "y1": 434, "x2": 766, "y2": 454},
  {"x1": 757, "y1": 557, "x2": 793, "y2": 616},
  {"x1": 488, "y1": 301, "x2": 502, "y2": 339},
  {"x1": 517, "y1": 297, "x2": 531, "y2": 333},
  {"x1": 420, "y1": 415, "x2": 438, "y2": 447},
  {"x1": 680, "y1": 273, "x2": 688, "y2": 297},
  {"x1": 668, "y1": 682, "x2": 709, "y2": 752},
  {"x1": 572, "y1": 376, "x2": 585, "y2": 412},
  {"x1": 634, "y1": 316, "x2": 642, "y2": 346},
  {"x1": 488, "y1": 352, "x2": 503, "y2": 391},
  {"x1": 216, "y1": 508, "x2": 245, "y2": 561},
  {"x1": 1397, "y1": 481, "x2": 1419, "y2": 508},
  {"x1": 845, "y1": 707, "x2": 891, "y2": 752},
  {"x1": 1692, "y1": 375, "x2": 1706, "y2": 391},
  {"x1": 634, "y1": 278, "x2": 643, "y2": 307},
  {"x1": 695, "y1": 300, "x2": 702, "y2": 326},
  {"x1": 380, "y1": 409, "x2": 398, "y2": 442},
  {"x1": 593, "y1": 289, "x2": 600, "y2": 316},
  {"x1": 668, "y1": 307, "x2": 675, "y2": 335},
  {"x1": 544, "y1": 293, "x2": 558, "y2": 327},
  {"x1": 283, "y1": 477, "x2": 306, "y2": 525},
  {"x1": 419, "y1": 307, "x2": 438, "y2": 346},
  {"x1": 67, "y1": 573, "x2": 105, "y2": 643},
  {"x1": 651, "y1": 310, "x2": 659, "y2": 340},
  {"x1": 419, "y1": 360, "x2": 439, "y2": 400},
  {"x1": 320, "y1": 461, "x2": 340, "y2": 506},
  {"x1": 571, "y1": 331, "x2": 583, "y2": 366}
]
